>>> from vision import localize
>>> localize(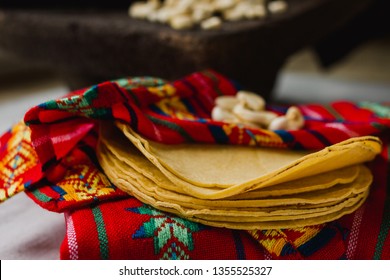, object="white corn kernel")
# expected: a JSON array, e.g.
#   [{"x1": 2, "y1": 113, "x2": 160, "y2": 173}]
[
  {"x1": 268, "y1": 116, "x2": 289, "y2": 130},
  {"x1": 268, "y1": 0, "x2": 288, "y2": 14},
  {"x1": 165, "y1": 0, "x2": 179, "y2": 7},
  {"x1": 129, "y1": 0, "x2": 288, "y2": 30},
  {"x1": 201, "y1": 16, "x2": 223, "y2": 30},
  {"x1": 215, "y1": 96, "x2": 240, "y2": 110},
  {"x1": 192, "y1": 8, "x2": 213, "y2": 23},
  {"x1": 286, "y1": 106, "x2": 305, "y2": 129},
  {"x1": 170, "y1": 14, "x2": 194, "y2": 30},
  {"x1": 248, "y1": 4, "x2": 266, "y2": 19},
  {"x1": 268, "y1": 107, "x2": 305, "y2": 131},
  {"x1": 223, "y1": 7, "x2": 245, "y2": 21},
  {"x1": 214, "y1": 0, "x2": 237, "y2": 11},
  {"x1": 147, "y1": 11, "x2": 159, "y2": 22},
  {"x1": 233, "y1": 103, "x2": 277, "y2": 126},
  {"x1": 176, "y1": 0, "x2": 194, "y2": 12},
  {"x1": 129, "y1": 2, "x2": 154, "y2": 19},
  {"x1": 236, "y1": 90, "x2": 266, "y2": 111},
  {"x1": 212, "y1": 106, "x2": 239, "y2": 122},
  {"x1": 155, "y1": 8, "x2": 174, "y2": 23}
]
